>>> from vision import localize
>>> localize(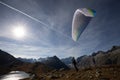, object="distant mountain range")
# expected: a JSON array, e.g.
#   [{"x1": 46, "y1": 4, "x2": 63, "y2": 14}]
[
  {"x1": 17, "y1": 56, "x2": 69, "y2": 70},
  {"x1": 42, "y1": 56, "x2": 69, "y2": 70},
  {"x1": 0, "y1": 49, "x2": 69, "y2": 76},
  {"x1": 17, "y1": 57, "x2": 37, "y2": 63},
  {"x1": 16, "y1": 46, "x2": 120, "y2": 69},
  {"x1": 0, "y1": 45, "x2": 120, "y2": 75},
  {"x1": 17, "y1": 56, "x2": 73, "y2": 68},
  {"x1": 17, "y1": 57, "x2": 47, "y2": 63}
]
